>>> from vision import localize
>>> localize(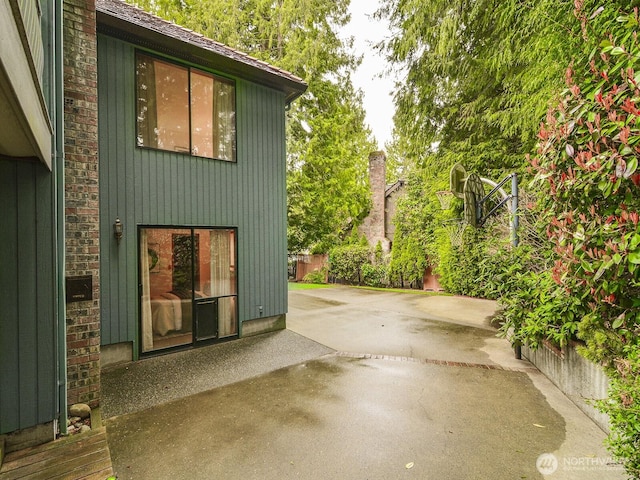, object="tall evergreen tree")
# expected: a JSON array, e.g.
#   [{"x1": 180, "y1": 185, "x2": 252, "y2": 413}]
[
  {"x1": 377, "y1": 0, "x2": 582, "y2": 177},
  {"x1": 127, "y1": 0, "x2": 376, "y2": 252}
]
